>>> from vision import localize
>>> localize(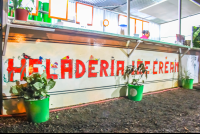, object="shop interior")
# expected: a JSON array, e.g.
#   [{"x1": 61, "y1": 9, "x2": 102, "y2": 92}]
[{"x1": 6, "y1": 0, "x2": 200, "y2": 47}]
